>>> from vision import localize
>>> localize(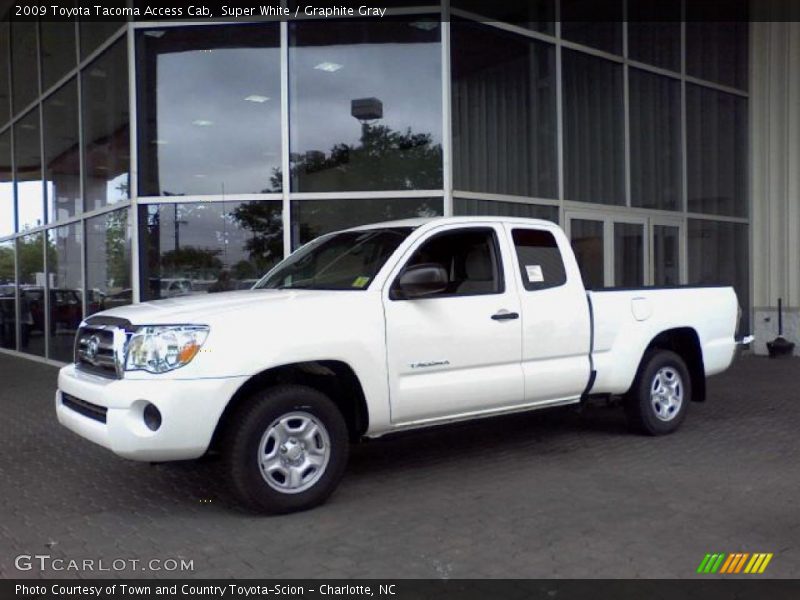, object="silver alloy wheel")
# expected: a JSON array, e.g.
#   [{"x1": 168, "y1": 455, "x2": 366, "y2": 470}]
[
  {"x1": 258, "y1": 411, "x2": 331, "y2": 494},
  {"x1": 650, "y1": 366, "x2": 684, "y2": 422}
]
